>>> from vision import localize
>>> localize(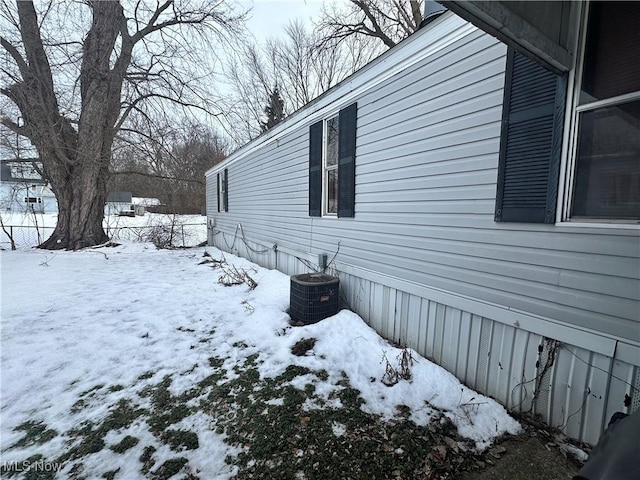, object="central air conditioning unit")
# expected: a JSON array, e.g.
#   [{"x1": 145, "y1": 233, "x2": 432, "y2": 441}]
[{"x1": 289, "y1": 273, "x2": 340, "y2": 325}]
